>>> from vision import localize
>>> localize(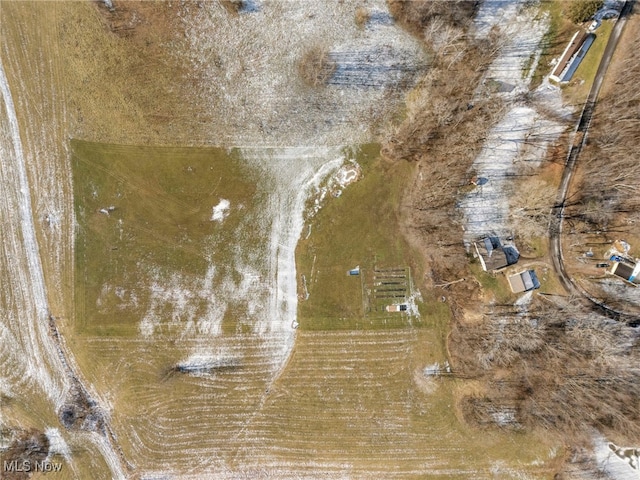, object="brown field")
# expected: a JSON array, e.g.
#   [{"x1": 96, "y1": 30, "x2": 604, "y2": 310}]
[{"x1": 0, "y1": 1, "x2": 574, "y2": 478}]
